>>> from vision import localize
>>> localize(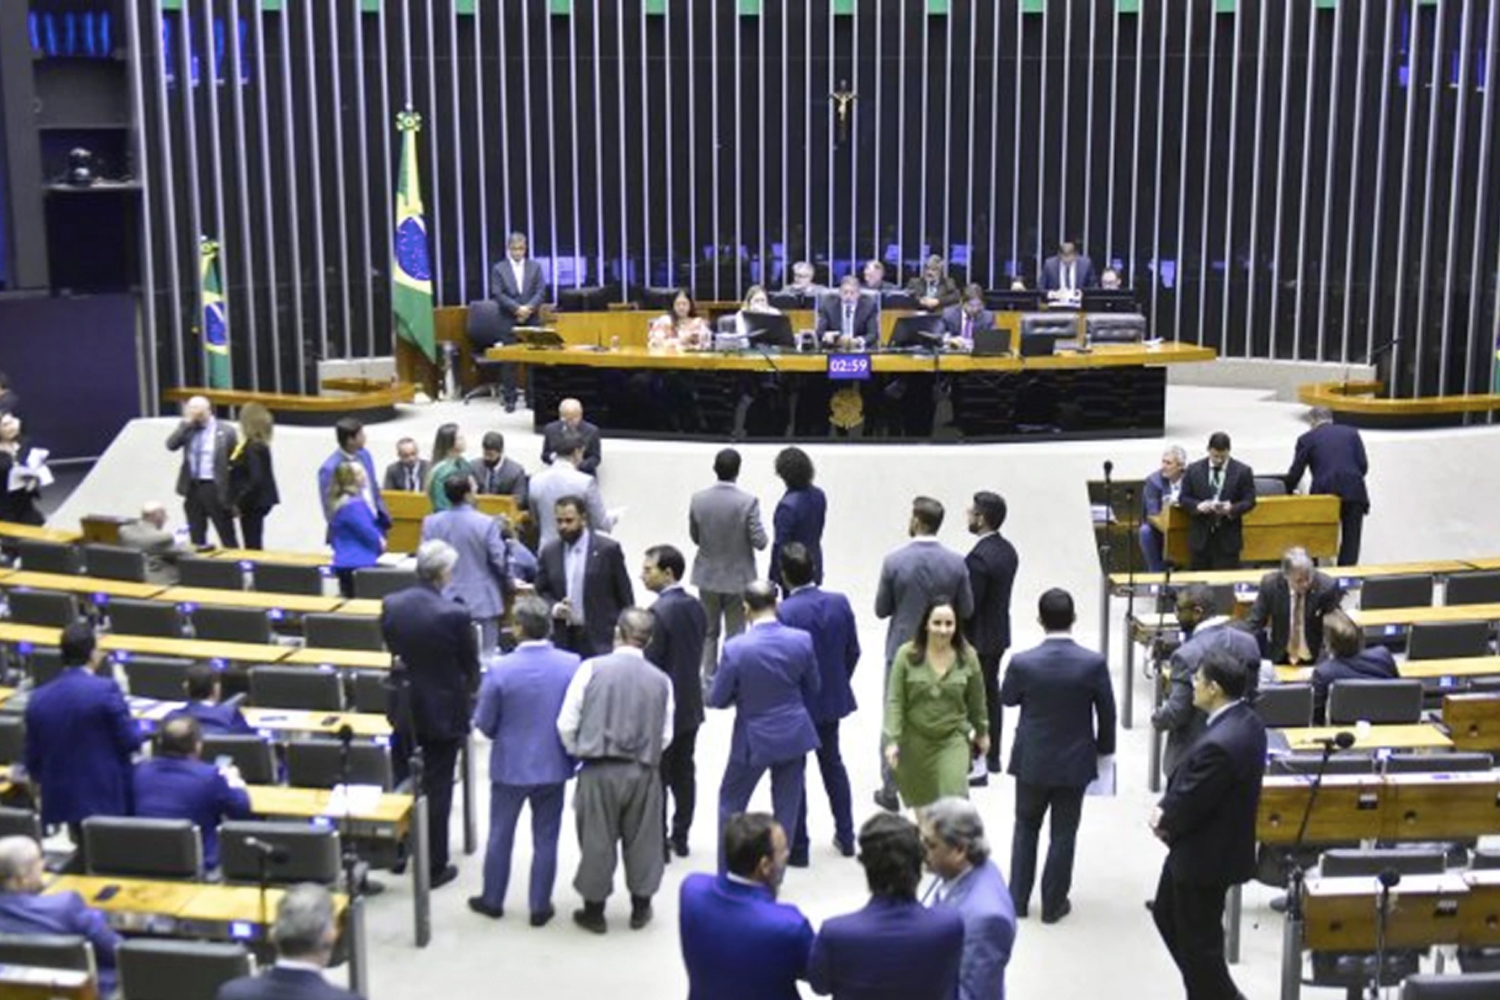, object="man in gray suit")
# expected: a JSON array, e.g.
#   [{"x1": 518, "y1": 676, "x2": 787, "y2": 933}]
[
  {"x1": 420, "y1": 477, "x2": 512, "y2": 653},
  {"x1": 528, "y1": 430, "x2": 611, "y2": 549},
  {"x1": 689, "y1": 448, "x2": 768, "y2": 682},
  {"x1": 382, "y1": 437, "x2": 430, "y2": 492},
  {"x1": 165, "y1": 395, "x2": 238, "y2": 548},
  {"x1": 557, "y1": 608, "x2": 675, "y2": 935},
  {"x1": 486, "y1": 233, "x2": 547, "y2": 410},
  {"x1": 873, "y1": 496, "x2": 974, "y2": 811},
  {"x1": 118, "y1": 501, "x2": 187, "y2": 586},
  {"x1": 476, "y1": 431, "x2": 529, "y2": 508}
]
